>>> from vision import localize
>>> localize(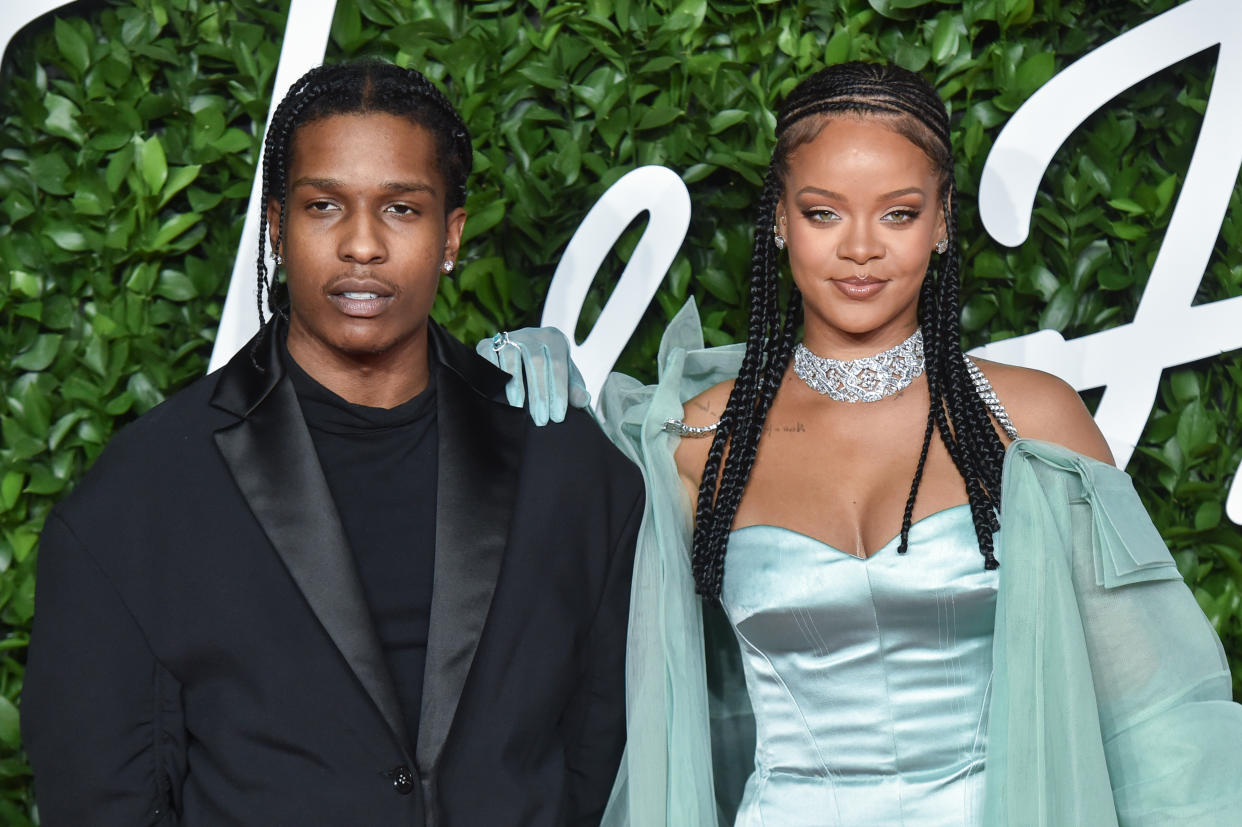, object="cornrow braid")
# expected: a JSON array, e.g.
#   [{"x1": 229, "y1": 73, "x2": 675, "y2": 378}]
[
  {"x1": 690, "y1": 168, "x2": 784, "y2": 593},
  {"x1": 251, "y1": 59, "x2": 473, "y2": 362},
  {"x1": 691, "y1": 61, "x2": 1006, "y2": 599}
]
